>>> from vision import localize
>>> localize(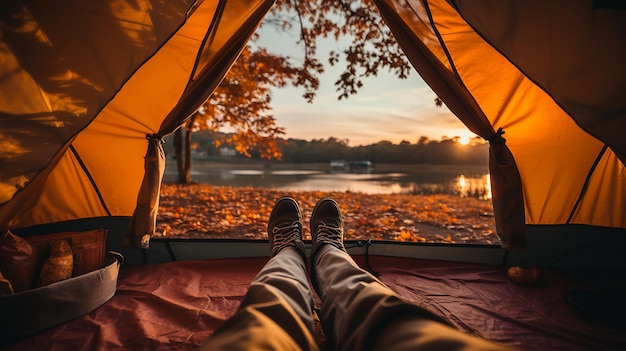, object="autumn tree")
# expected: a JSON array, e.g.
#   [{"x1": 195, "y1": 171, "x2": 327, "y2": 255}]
[
  {"x1": 173, "y1": 0, "x2": 413, "y2": 183},
  {"x1": 173, "y1": 44, "x2": 314, "y2": 183},
  {"x1": 268, "y1": 0, "x2": 411, "y2": 101}
]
